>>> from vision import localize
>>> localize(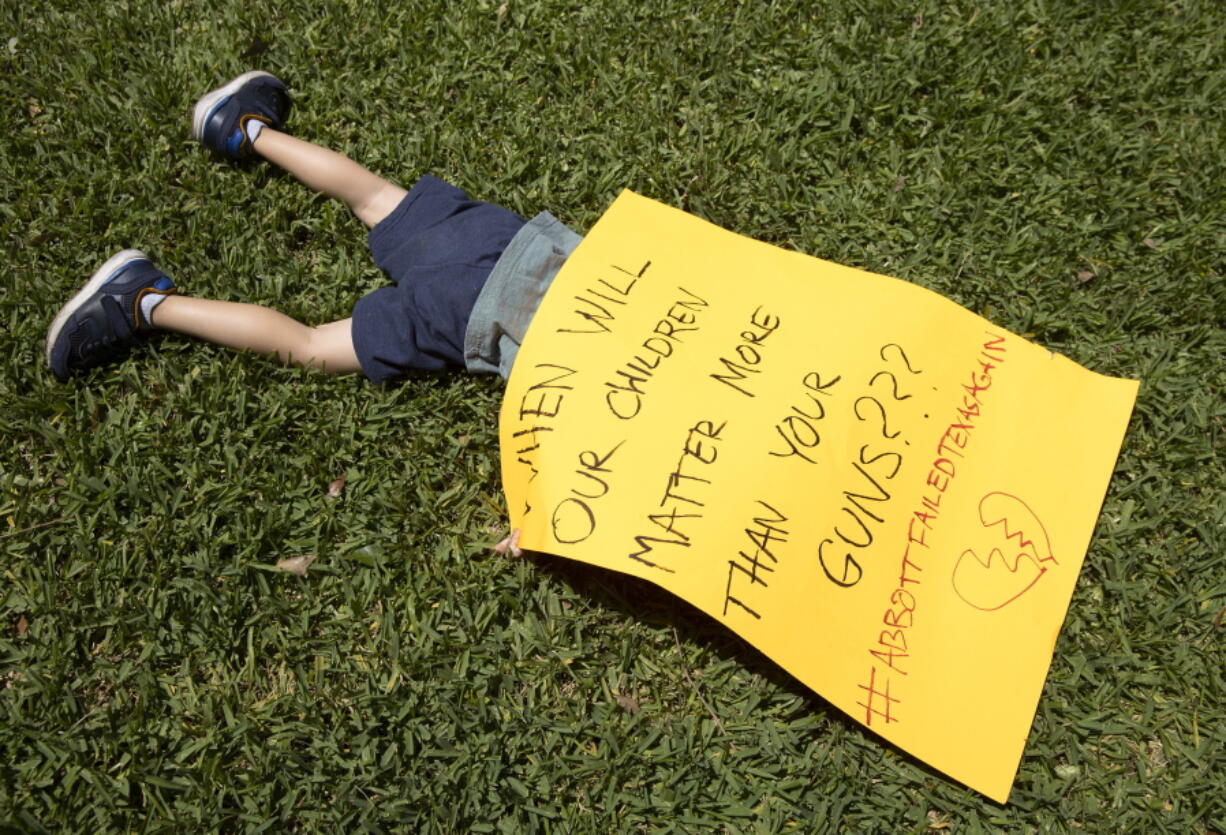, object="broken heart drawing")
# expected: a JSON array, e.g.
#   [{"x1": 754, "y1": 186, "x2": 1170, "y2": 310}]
[{"x1": 952, "y1": 492, "x2": 1056, "y2": 611}]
